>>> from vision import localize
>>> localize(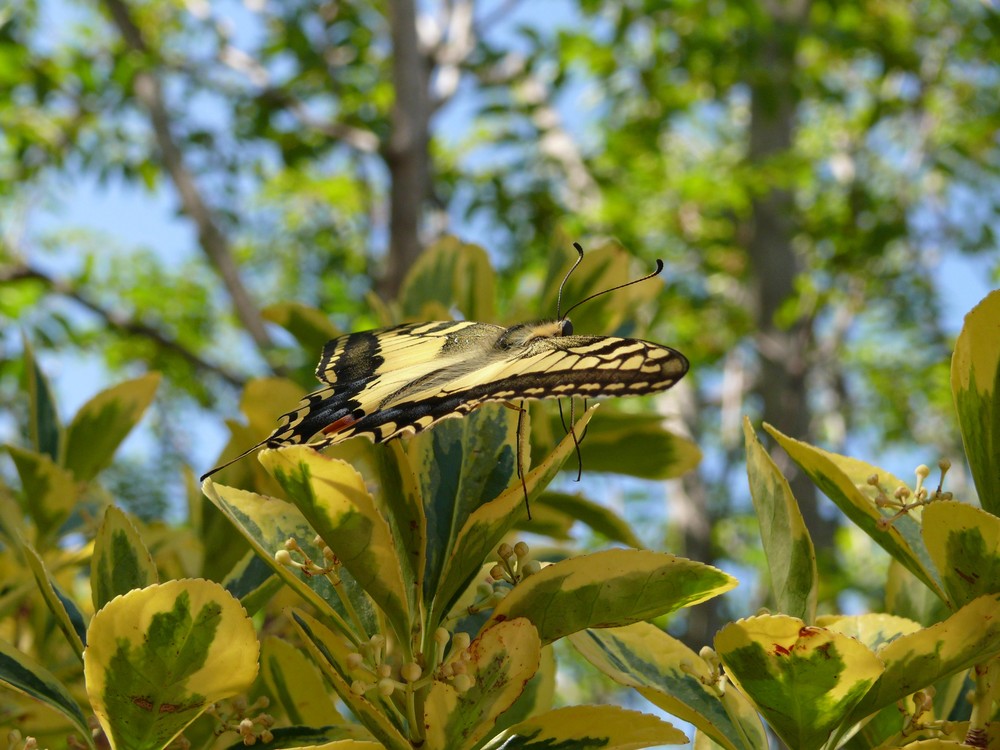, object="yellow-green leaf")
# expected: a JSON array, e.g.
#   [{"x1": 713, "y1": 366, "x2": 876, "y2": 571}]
[
  {"x1": 763, "y1": 424, "x2": 946, "y2": 600},
  {"x1": 922, "y1": 501, "x2": 1000, "y2": 608},
  {"x1": 744, "y1": 418, "x2": 817, "y2": 621},
  {"x1": 202, "y1": 480, "x2": 377, "y2": 642},
  {"x1": 570, "y1": 622, "x2": 766, "y2": 750},
  {"x1": 951, "y1": 289, "x2": 1000, "y2": 514},
  {"x1": 846, "y1": 593, "x2": 1000, "y2": 724},
  {"x1": 91, "y1": 505, "x2": 158, "y2": 611},
  {"x1": 425, "y1": 618, "x2": 541, "y2": 750},
  {"x1": 63, "y1": 373, "x2": 161, "y2": 481},
  {"x1": 21, "y1": 542, "x2": 86, "y2": 660},
  {"x1": 429, "y1": 407, "x2": 597, "y2": 632},
  {"x1": 289, "y1": 608, "x2": 409, "y2": 750},
  {"x1": 261, "y1": 448, "x2": 412, "y2": 644},
  {"x1": 539, "y1": 491, "x2": 643, "y2": 548},
  {"x1": 263, "y1": 301, "x2": 342, "y2": 355},
  {"x1": 488, "y1": 549, "x2": 736, "y2": 645},
  {"x1": 715, "y1": 614, "x2": 883, "y2": 750},
  {"x1": 83, "y1": 579, "x2": 259, "y2": 750},
  {"x1": 816, "y1": 613, "x2": 922, "y2": 650},
  {"x1": 399, "y1": 237, "x2": 497, "y2": 322},
  {"x1": 261, "y1": 635, "x2": 344, "y2": 726},
  {"x1": 554, "y1": 410, "x2": 702, "y2": 479},
  {"x1": 0, "y1": 636, "x2": 89, "y2": 737},
  {"x1": 6, "y1": 445, "x2": 80, "y2": 543},
  {"x1": 489, "y1": 705, "x2": 688, "y2": 749}
]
